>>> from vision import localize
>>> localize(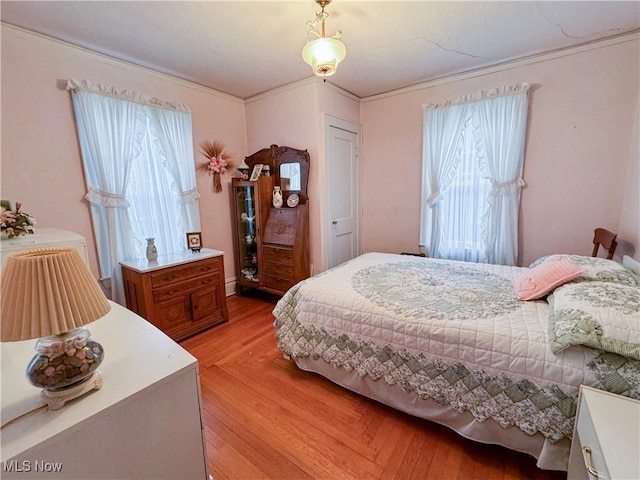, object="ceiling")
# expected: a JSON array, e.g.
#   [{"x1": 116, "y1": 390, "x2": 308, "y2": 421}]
[{"x1": 1, "y1": 1, "x2": 639, "y2": 99}]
